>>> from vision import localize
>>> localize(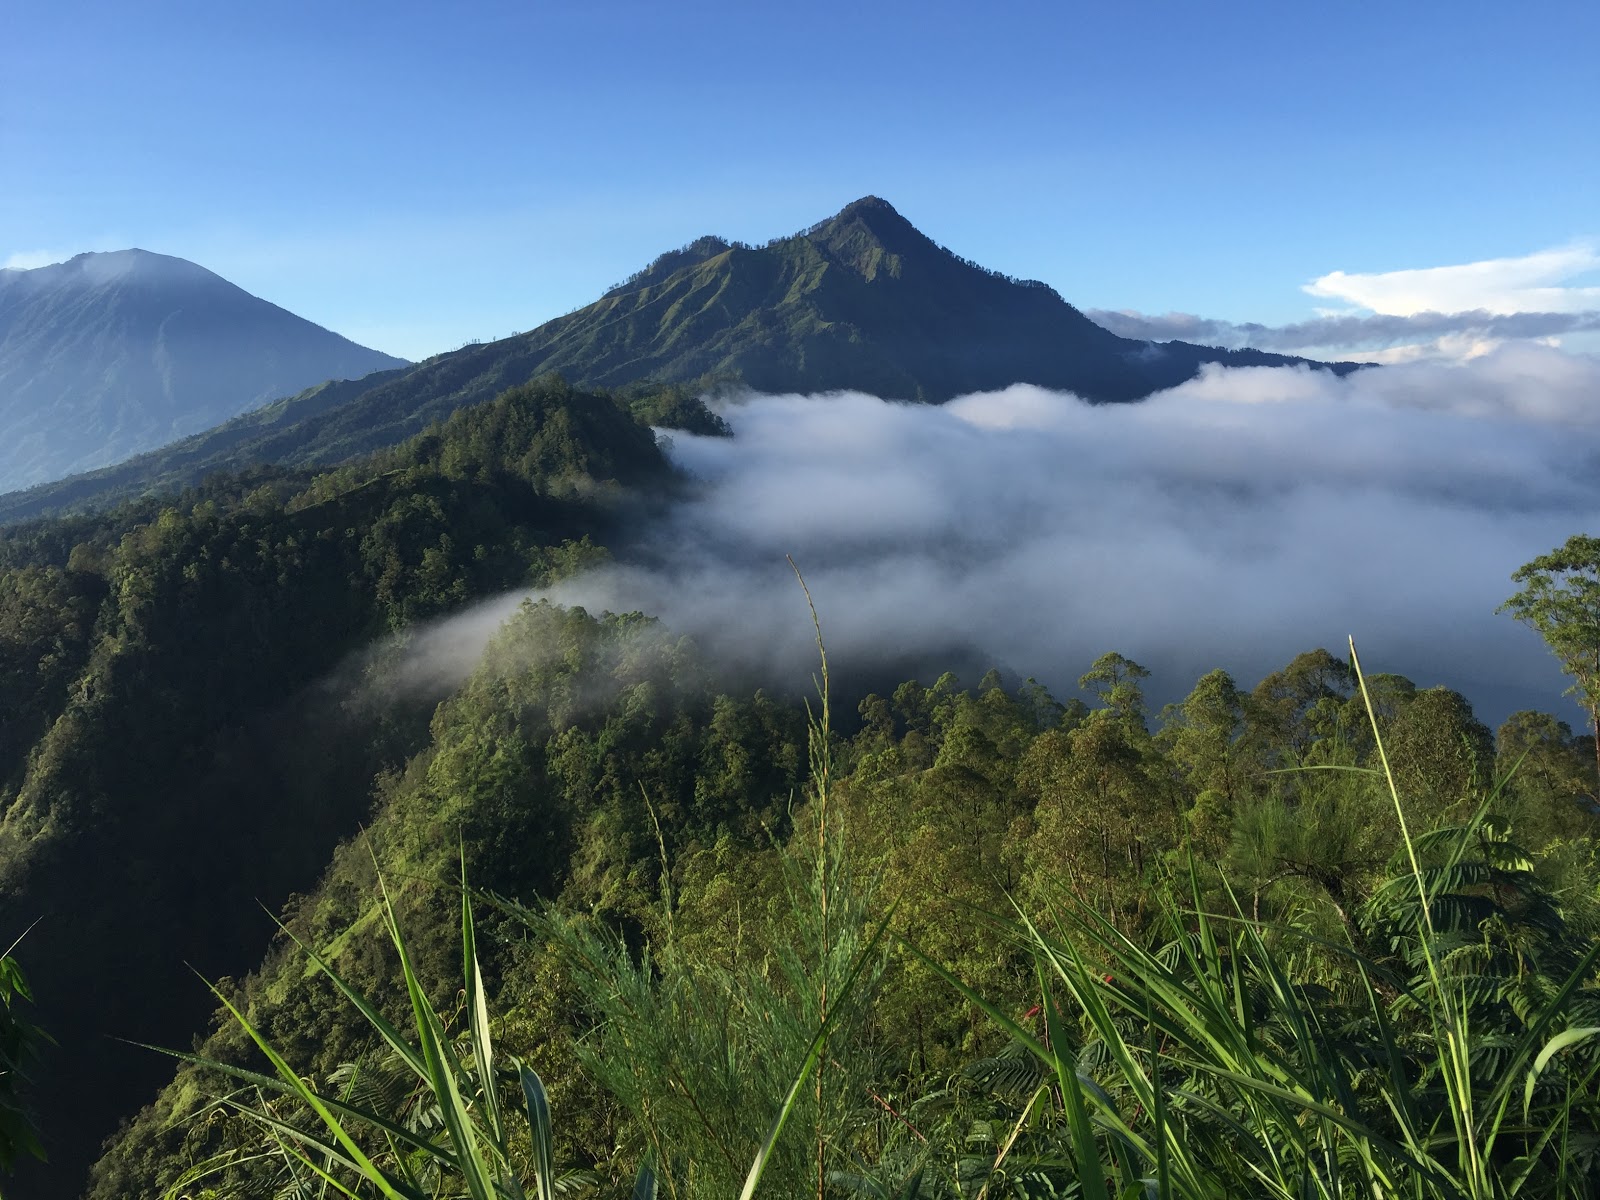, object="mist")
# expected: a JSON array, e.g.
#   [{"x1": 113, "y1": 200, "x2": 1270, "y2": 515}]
[
  {"x1": 1086, "y1": 306, "x2": 1600, "y2": 358},
  {"x1": 414, "y1": 343, "x2": 1600, "y2": 726}
]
